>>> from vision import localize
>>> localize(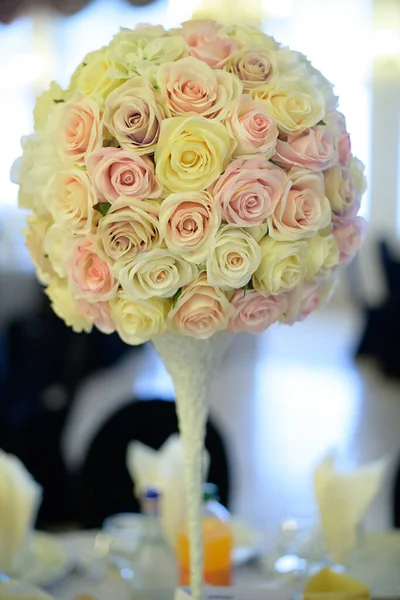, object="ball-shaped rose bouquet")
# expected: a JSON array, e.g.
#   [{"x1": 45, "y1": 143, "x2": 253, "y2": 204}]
[{"x1": 13, "y1": 19, "x2": 366, "y2": 344}]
